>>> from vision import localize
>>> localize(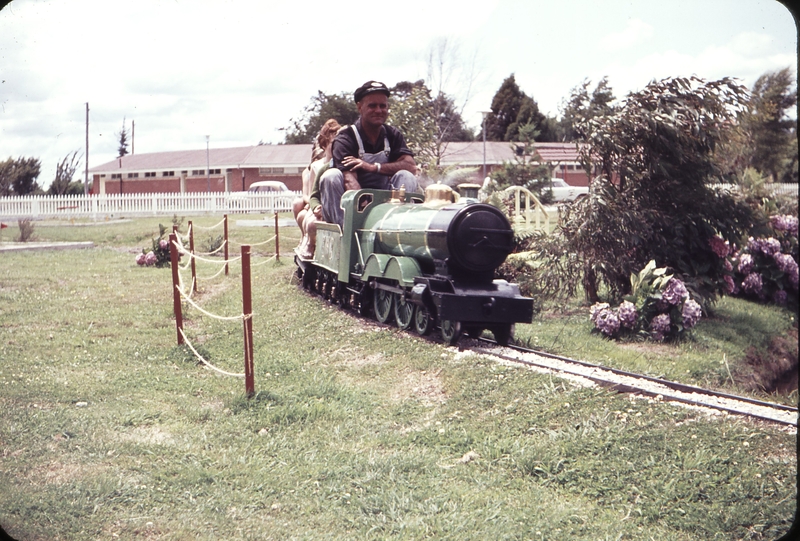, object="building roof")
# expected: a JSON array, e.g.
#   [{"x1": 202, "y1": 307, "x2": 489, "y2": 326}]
[{"x1": 89, "y1": 141, "x2": 583, "y2": 174}]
